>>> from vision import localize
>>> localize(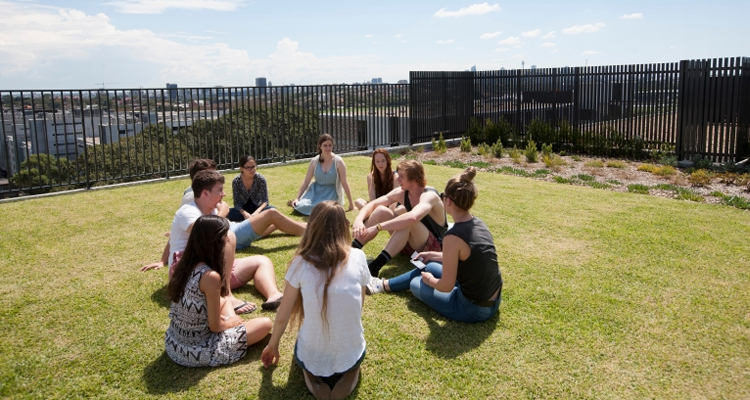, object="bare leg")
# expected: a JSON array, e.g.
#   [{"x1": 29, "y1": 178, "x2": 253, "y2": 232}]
[
  {"x1": 354, "y1": 198, "x2": 367, "y2": 210},
  {"x1": 221, "y1": 297, "x2": 272, "y2": 345},
  {"x1": 356, "y1": 205, "x2": 397, "y2": 245},
  {"x1": 303, "y1": 369, "x2": 332, "y2": 400},
  {"x1": 380, "y1": 222, "x2": 429, "y2": 257},
  {"x1": 248, "y1": 209, "x2": 306, "y2": 237},
  {"x1": 231, "y1": 255, "x2": 283, "y2": 302},
  {"x1": 331, "y1": 366, "x2": 360, "y2": 400},
  {"x1": 260, "y1": 224, "x2": 276, "y2": 238},
  {"x1": 224, "y1": 232, "x2": 255, "y2": 312}
]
